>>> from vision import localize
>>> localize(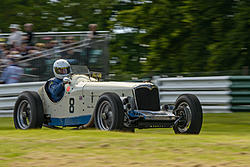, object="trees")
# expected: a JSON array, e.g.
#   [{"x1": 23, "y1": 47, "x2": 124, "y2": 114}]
[
  {"x1": 207, "y1": 0, "x2": 250, "y2": 72},
  {"x1": 1, "y1": 0, "x2": 250, "y2": 77},
  {"x1": 0, "y1": 0, "x2": 115, "y2": 32},
  {"x1": 112, "y1": 0, "x2": 241, "y2": 76}
]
